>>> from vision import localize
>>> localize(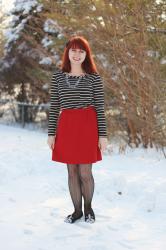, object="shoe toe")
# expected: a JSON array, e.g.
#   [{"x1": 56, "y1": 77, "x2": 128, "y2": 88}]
[
  {"x1": 85, "y1": 214, "x2": 95, "y2": 223},
  {"x1": 64, "y1": 215, "x2": 73, "y2": 223},
  {"x1": 64, "y1": 212, "x2": 83, "y2": 223}
]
